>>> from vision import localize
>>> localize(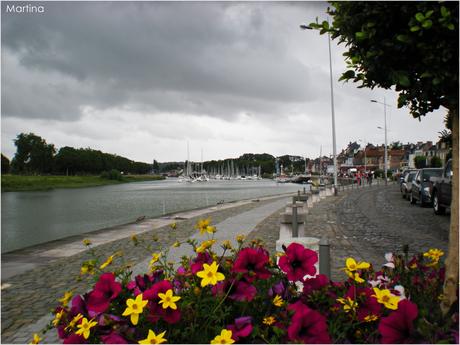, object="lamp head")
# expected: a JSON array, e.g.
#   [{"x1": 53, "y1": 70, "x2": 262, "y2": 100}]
[{"x1": 371, "y1": 100, "x2": 378, "y2": 103}]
